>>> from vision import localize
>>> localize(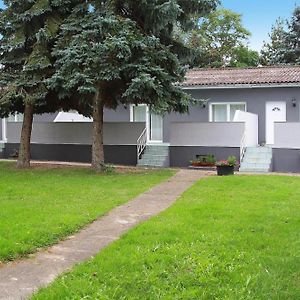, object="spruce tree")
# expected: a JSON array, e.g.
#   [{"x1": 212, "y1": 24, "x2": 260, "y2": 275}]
[
  {"x1": 49, "y1": 0, "x2": 218, "y2": 172},
  {"x1": 285, "y1": 6, "x2": 300, "y2": 64},
  {"x1": 0, "y1": 0, "x2": 81, "y2": 168},
  {"x1": 261, "y1": 7, "x2": 300, "y2": 65}
]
